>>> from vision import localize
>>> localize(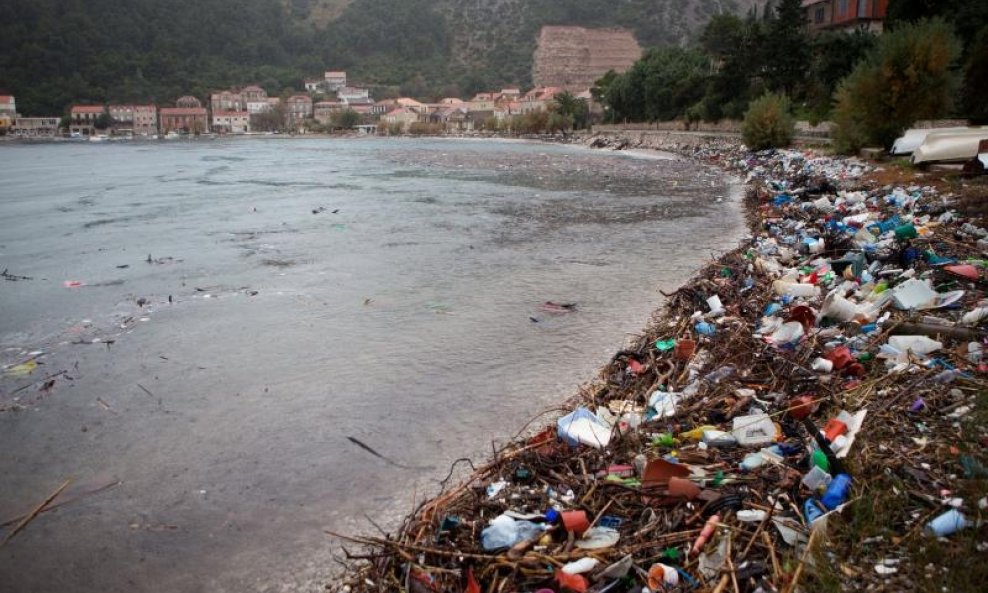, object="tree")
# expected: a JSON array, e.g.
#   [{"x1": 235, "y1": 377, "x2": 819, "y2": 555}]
[
  {"x1": 251, "y1": 105, "x2": 287, "y2": 132},
  {"x1": 698, "y1": 14, "x2": 767, "y2": 120},
  {"x1": 804, "y1": 30, "x2": 877, "y2": 121},
  {"x1": 598, "y1": 47, "x2": 709, "y2": 123},
  {"x1": 961, "y1": 26, "x2": 988, "y2": 122},
  {"x1": 552, "y1": 91, "x2": 589, "y2": 129},
  {"x1": 886, "y1": 0, "x2": 988, "y2": 51},
  {"x1": 94, "y1": 110, "x2": 113, "y2": 130},
  {"x1": 833, "y1": 19, "x2": 962, "y2": 152},
  {"x1": 764, "y1": 0, "x2": 810, "y2": 97},
  {"x1": 331, "y1": 108, "x2": 361, "y2": 130}
]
